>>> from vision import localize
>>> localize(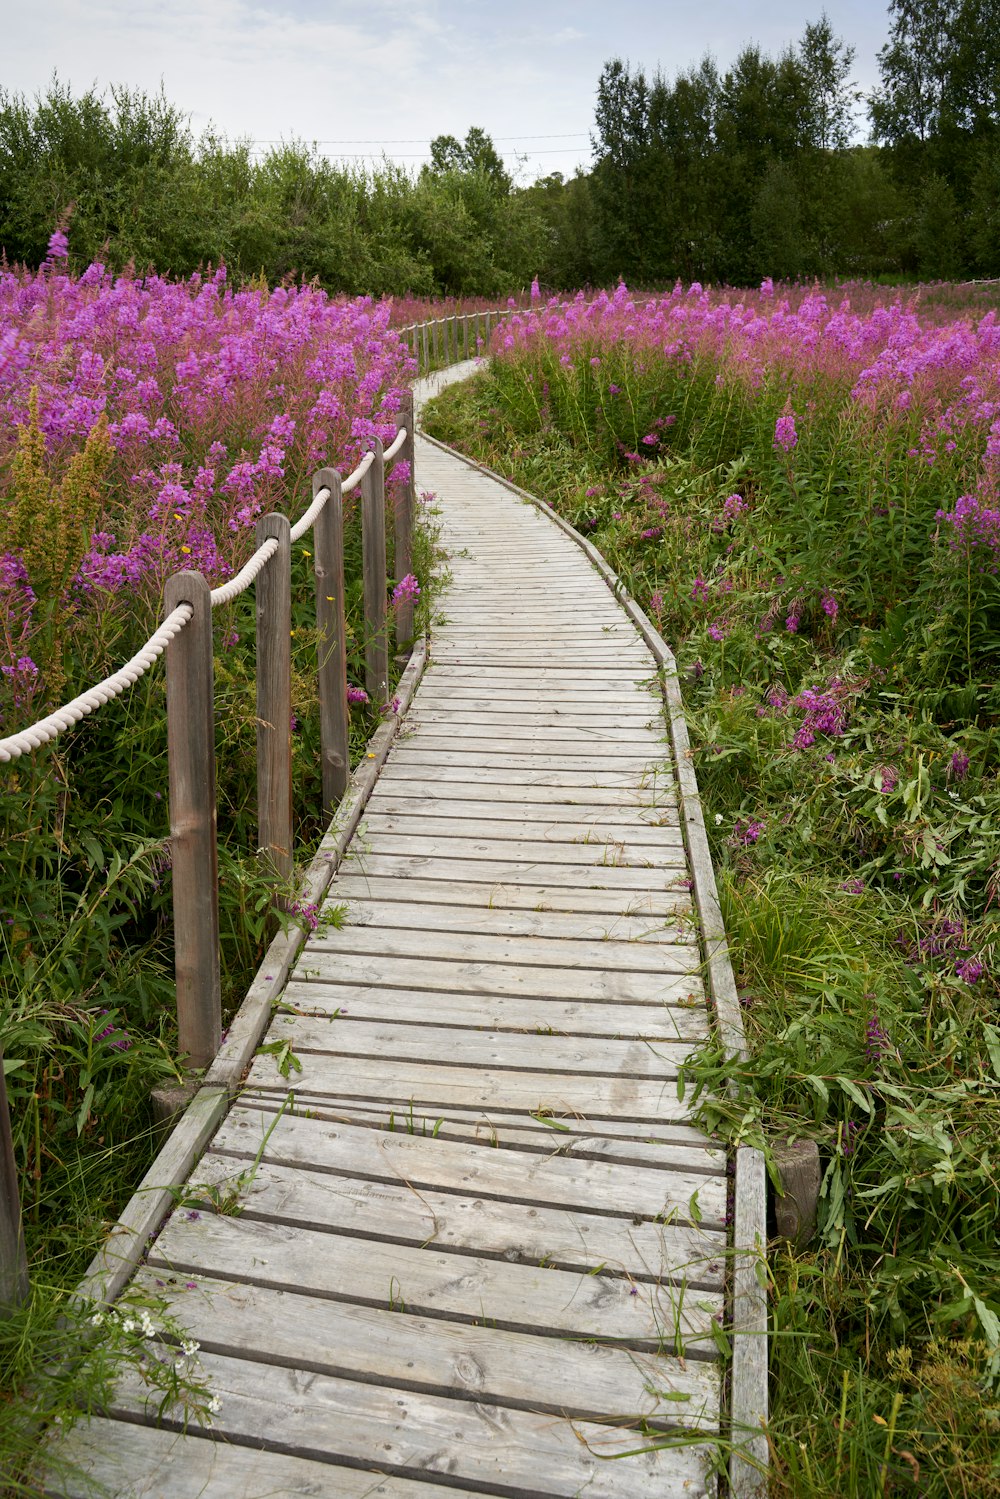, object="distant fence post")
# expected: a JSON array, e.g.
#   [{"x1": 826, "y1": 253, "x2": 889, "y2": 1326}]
[
  {"x1": 312, "y1": 468, "x2": 349, "y2": 815},
  {"x1": 421, "y1": 322, "x2": 429, "y2": 373},
  {"x1": 361, "y1": 438, "x2": 388, "y2": 704},
  {"x1": 394, "y1": 394, "x2": 416, "y2": 652},
  {"x1": 165, "y1": 570, "x2": 222, "y2": 1070},
  {"x1": 431, "y1": 321, "x2": 439, "y2": 367},
  {"x1": 0, "y1": 1052, "x2": 28, "y2": 1316},
  {"x1": 462, "y1": 315, "x2": 470, "y2": 360},
  {"x1": 474, "y1": 312, "x2": 481, "y2": 353},
  {"x1": 255, "y1": 514, "x2": 293, "y2": 888}
]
